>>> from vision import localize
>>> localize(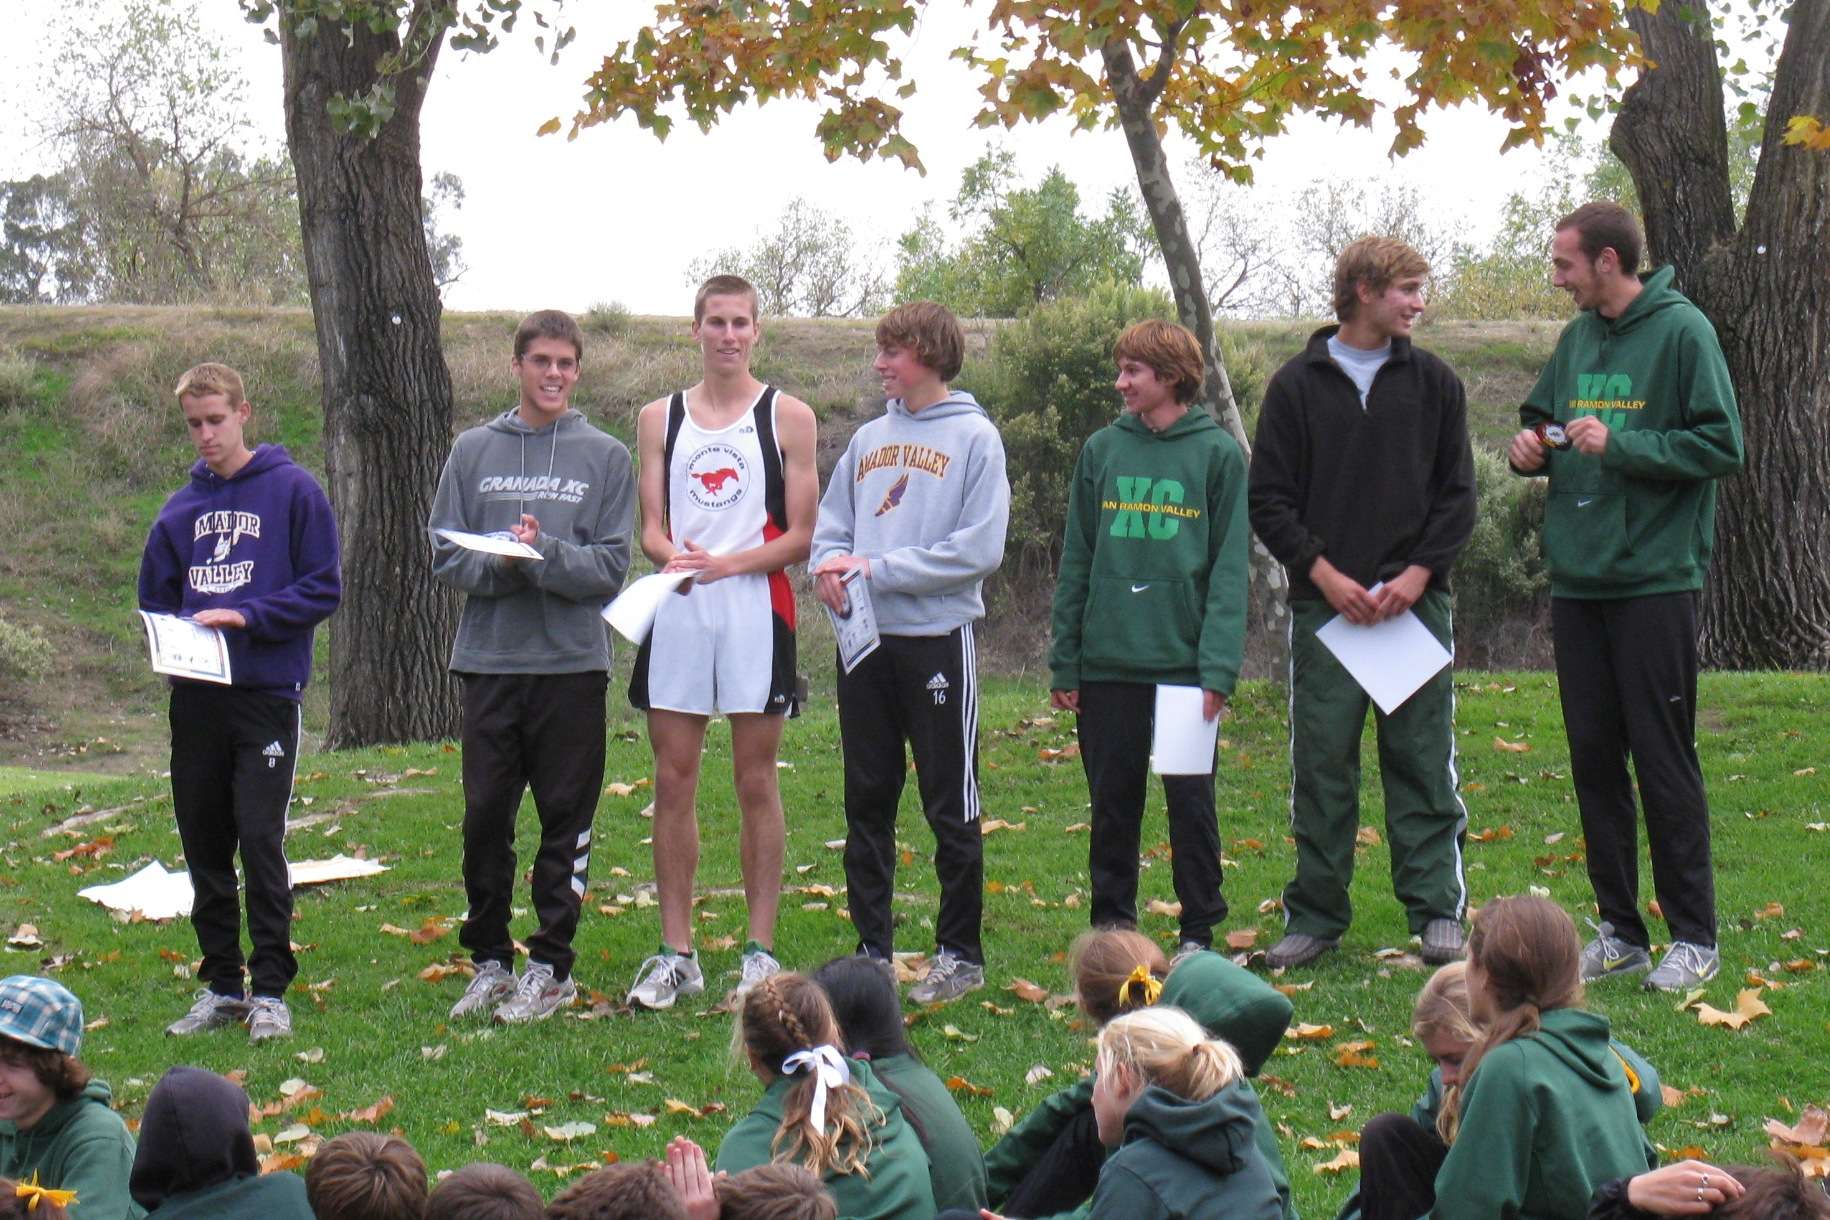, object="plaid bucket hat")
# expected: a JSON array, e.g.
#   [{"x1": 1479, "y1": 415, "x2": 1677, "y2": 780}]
[{"x1": 0, "y1": 975, "x2": 84, "y2": 1057}]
